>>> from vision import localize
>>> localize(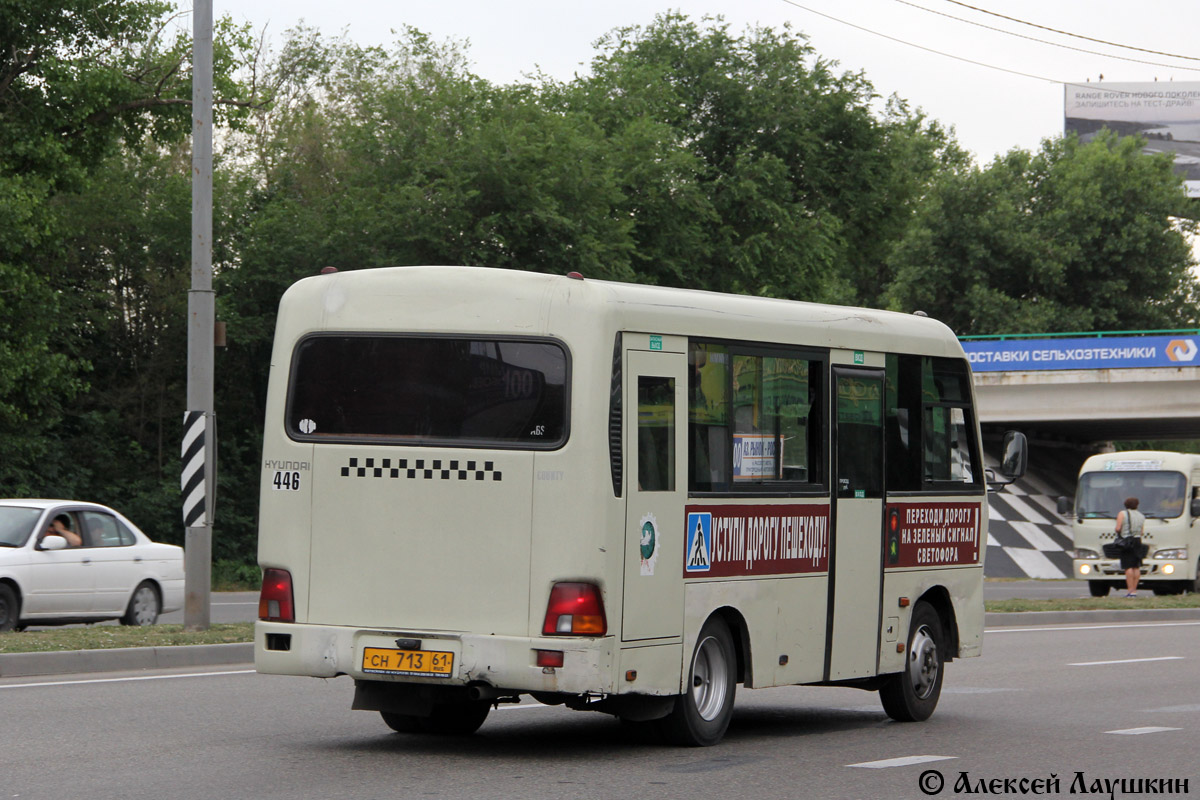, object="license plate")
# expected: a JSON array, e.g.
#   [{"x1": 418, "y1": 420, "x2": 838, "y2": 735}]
[{"x1": 361, "y1": 646, "x2": 454, "y2": 678}]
